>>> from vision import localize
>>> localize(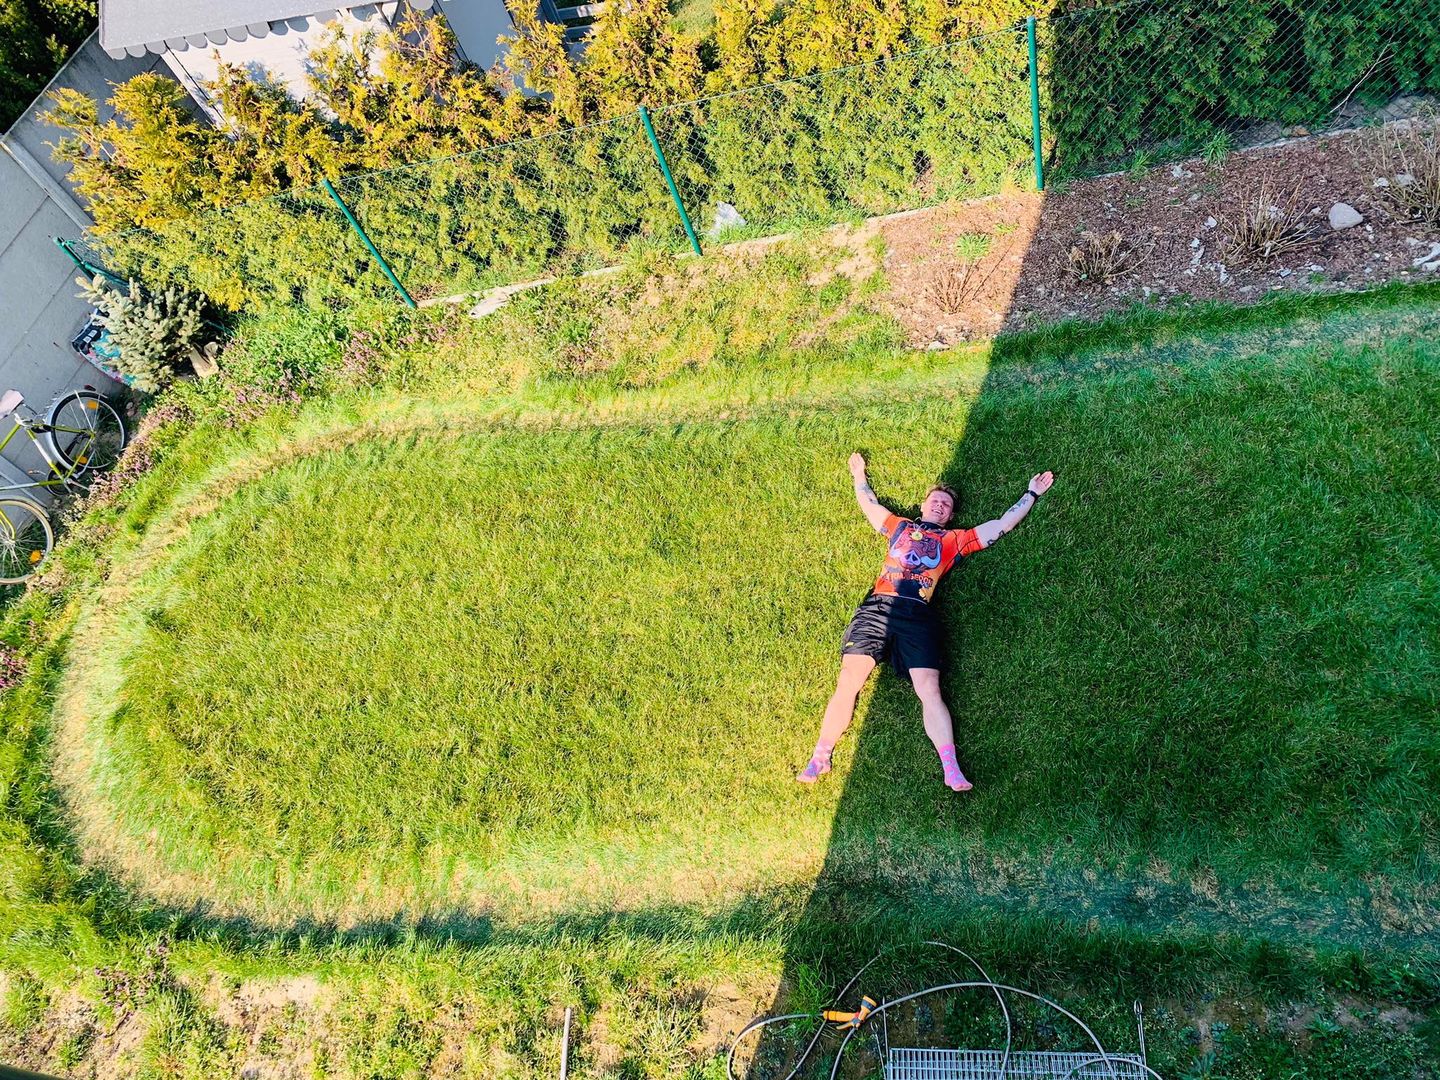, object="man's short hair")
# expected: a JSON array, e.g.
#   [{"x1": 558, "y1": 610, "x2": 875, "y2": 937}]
[{"x1": 927, "y1": 483, "x2": 961, "y2": 507}]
